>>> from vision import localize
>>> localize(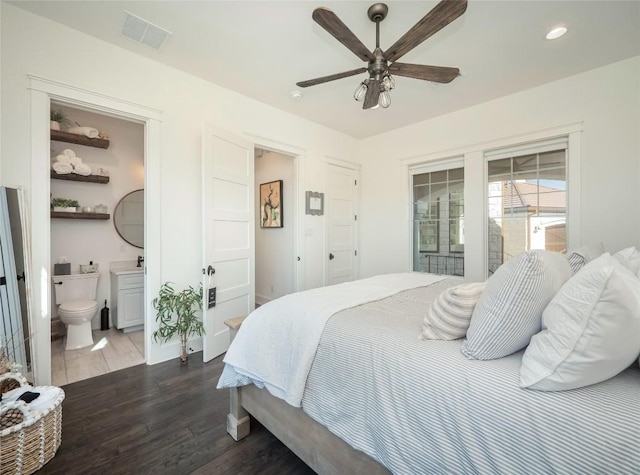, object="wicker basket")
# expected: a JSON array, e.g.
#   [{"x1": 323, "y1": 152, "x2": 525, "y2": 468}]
[{"x1": 0, "y1": 376, "x2": 64, "y2": 475}]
